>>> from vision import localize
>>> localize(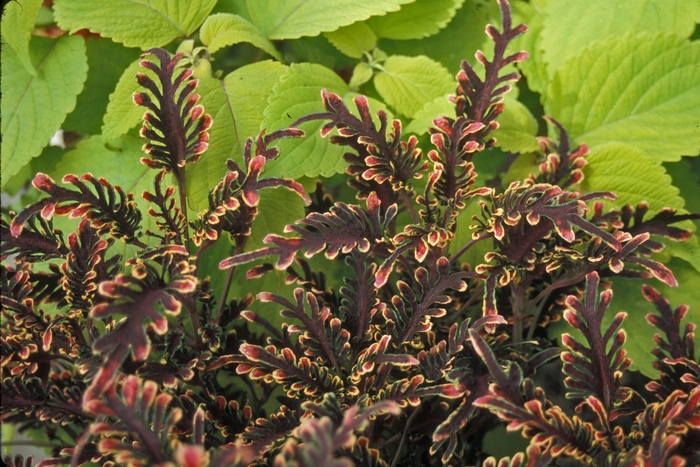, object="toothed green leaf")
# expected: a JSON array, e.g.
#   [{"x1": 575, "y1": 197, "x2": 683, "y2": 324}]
[
  {"x1": 54, "y1": 0, "x2": 217, "y2": 48},
  {"x1": 547, "y1": 34, "x2": 700, "y2": 161},
  {"x1": 185, "y1": 60, "x2": 288, "y2": 211},
  {"x1": 246, "y1": 0, "x2": 414, "y2": 40},
  {"x1": 540, "y1": 0, "x2": 700, "y2": 80},
  {"x1": 580, "y1": 143, "x2": 685, "y2": 216},
  {"x1": 491, "y1": 96, "x2": 539, "y2": 154},
  {"x1": 1, "y1": 35, "x2": 87, "y2": 187},
  {"x1": 200, "y1": 13, "x2": 280, "y2": 59},
  {"x1": 324, "y1": 22, "x2": 377, "y2": 58},
  {"x1": 0, "y1": 0, "x2": 42, "y2": 75},
  {"x1": 368, "y1": 0, "x2": 466, "y2": 40},
  {"x1": 374, "y1": 55, "x2": 454, "y2": 117}
]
